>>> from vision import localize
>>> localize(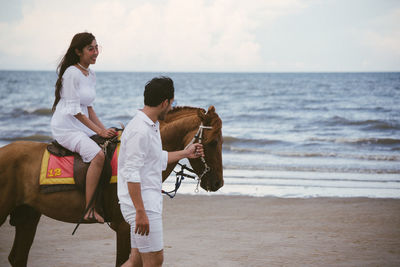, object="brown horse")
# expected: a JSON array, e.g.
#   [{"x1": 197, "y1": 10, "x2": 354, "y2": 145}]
[{"x1": 0, "y1": 106, "x2": 223, "y2": 267}]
